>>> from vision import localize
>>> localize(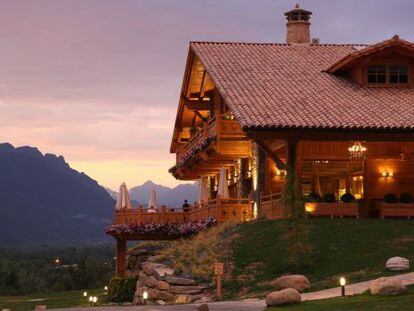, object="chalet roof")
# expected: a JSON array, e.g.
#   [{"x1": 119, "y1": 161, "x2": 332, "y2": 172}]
[{"x1": 190, "y1": 39, "x2": 414, "y2": 131}]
